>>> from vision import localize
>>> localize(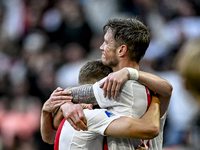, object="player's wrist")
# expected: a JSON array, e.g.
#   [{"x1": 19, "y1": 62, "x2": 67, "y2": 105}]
[
  {"x1": 124, "y1": 67, "x2": 139, "y2": 80},
  {"x1": 42, "y1": 104, "x2": 50, "y2": 113},
  {"x1": 41, "y1": 108, "x2": 52, "y2": 115}
]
